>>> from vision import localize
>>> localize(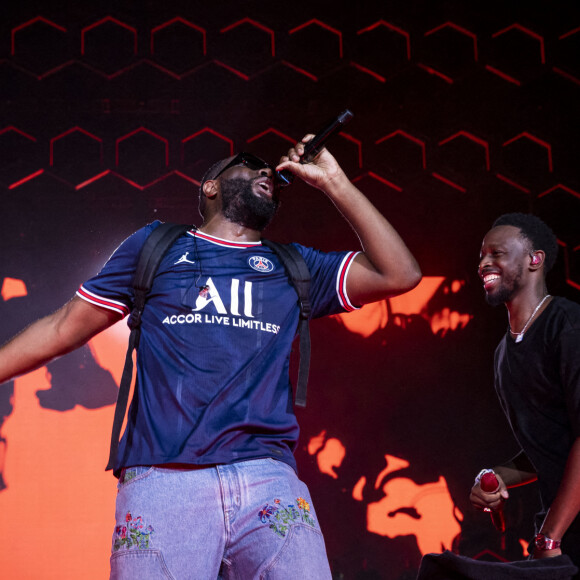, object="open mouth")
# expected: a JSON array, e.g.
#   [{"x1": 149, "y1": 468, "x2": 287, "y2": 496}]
[
  {"x1": 253, "y1": 178, "x2": 273, "y2": 197},
  {"x1": 482, "y1": 273, "x2": 500, "y2": 290}
]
